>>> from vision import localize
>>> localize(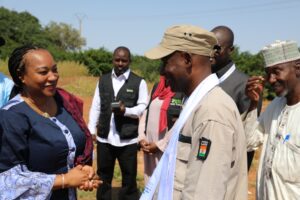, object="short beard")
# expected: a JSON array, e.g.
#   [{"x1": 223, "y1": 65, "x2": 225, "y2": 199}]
[
  {"x1": 278, "y1": 89, "x2": 288, "y2": 97},
  {"x1": 114, "y1": 67, "x2": 128, "y2": 76}
]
